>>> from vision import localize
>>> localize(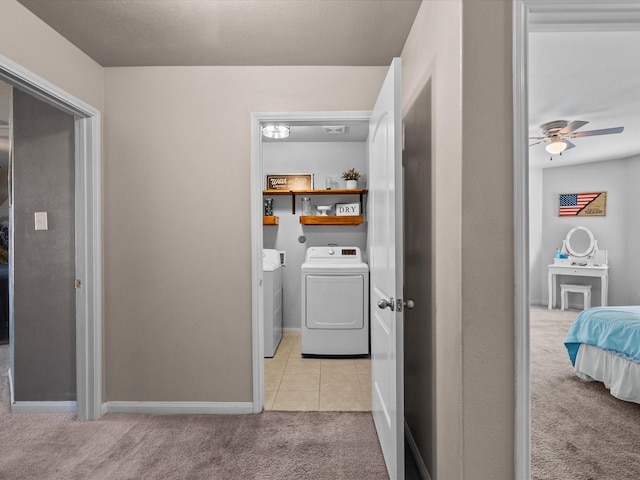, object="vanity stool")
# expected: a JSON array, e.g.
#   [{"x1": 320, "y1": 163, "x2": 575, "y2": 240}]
[{"x1": 560, "y1": 284, "x2": 591, "y2": 311}]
